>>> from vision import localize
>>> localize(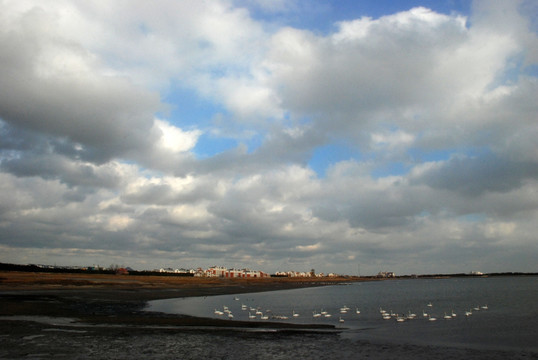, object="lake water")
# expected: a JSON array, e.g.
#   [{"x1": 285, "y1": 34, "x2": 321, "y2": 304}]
[{"x1": 148, "y1": 276, "x2": 538, "y2": 352}]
